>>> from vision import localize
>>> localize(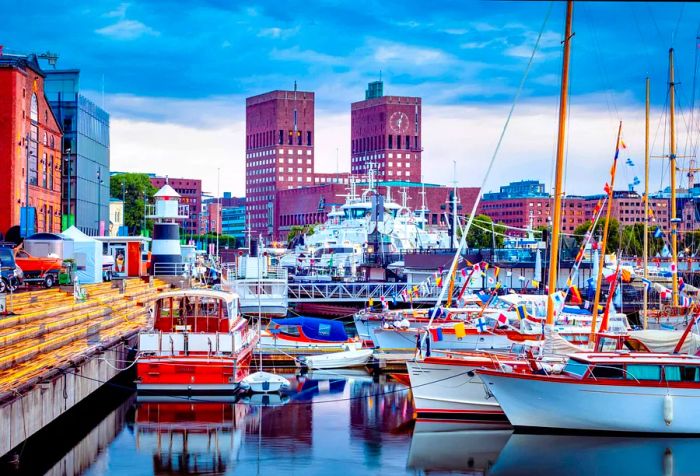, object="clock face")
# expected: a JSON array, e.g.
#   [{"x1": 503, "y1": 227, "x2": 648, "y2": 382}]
[{"x1": 389, "y1": 112, "x2": 409, "y2": 134}]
